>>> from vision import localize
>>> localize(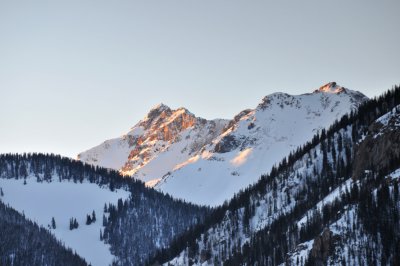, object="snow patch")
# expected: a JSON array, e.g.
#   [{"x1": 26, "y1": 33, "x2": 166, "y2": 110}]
[{"x1": 230, "y1": 148, "x2": 253, "y2": 167}]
